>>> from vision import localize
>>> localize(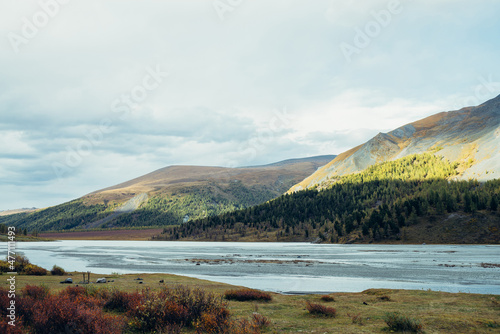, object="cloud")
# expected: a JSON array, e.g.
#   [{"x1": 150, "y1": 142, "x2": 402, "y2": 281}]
[{"x1": 0, "y1": 0, "x2": 500, "y2": 209}]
